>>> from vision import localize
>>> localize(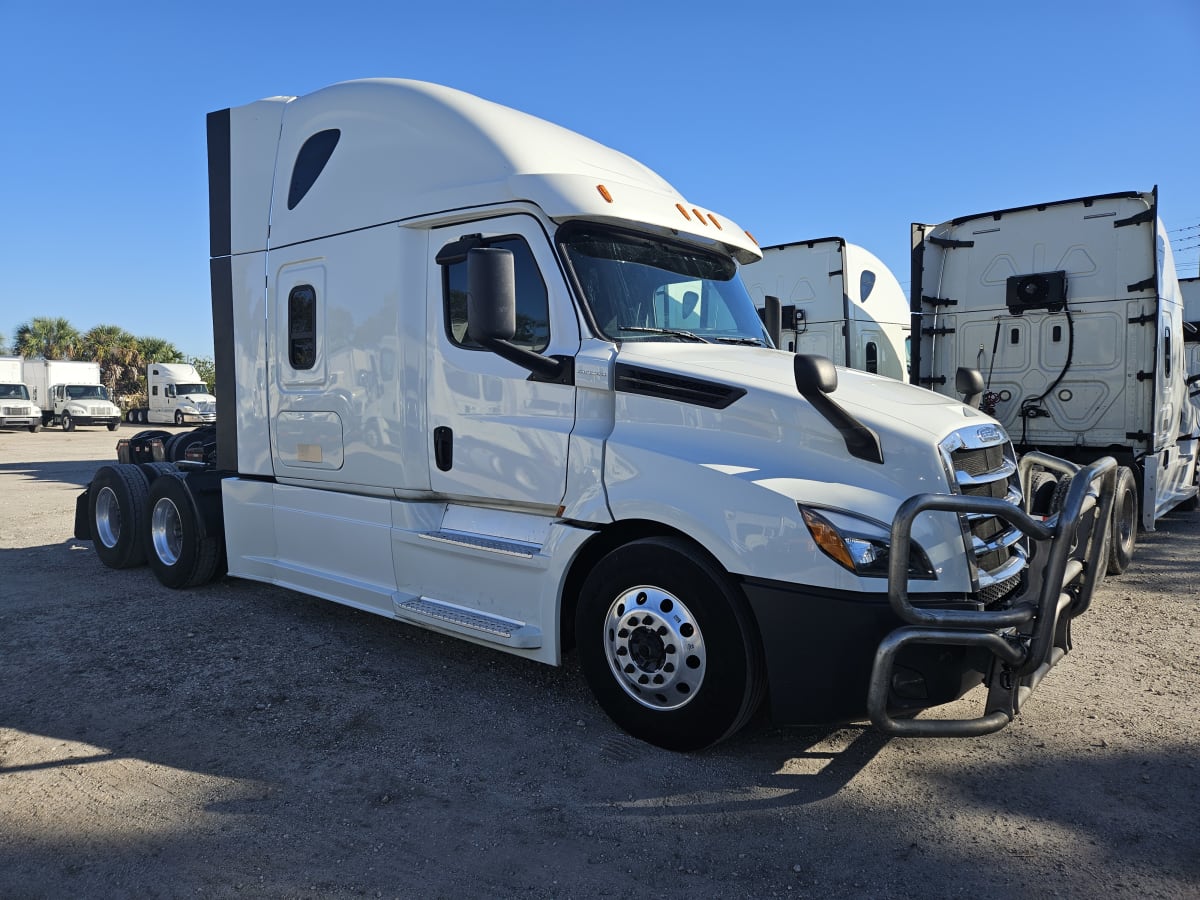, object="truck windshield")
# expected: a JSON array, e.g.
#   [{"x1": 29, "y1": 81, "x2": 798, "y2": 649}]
[
  {"x1": 174, "y1": 383, "x2": 208, "y2": 394},
  {"x1": 0, "y1": 384, "x2": 30, "y2": 400},
  {"x1": 560, "y1": 225, "x2": 769, "y2": 346},
  {"x1": 66, "y1": 385, "x2": 109, "y2": 400}
]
